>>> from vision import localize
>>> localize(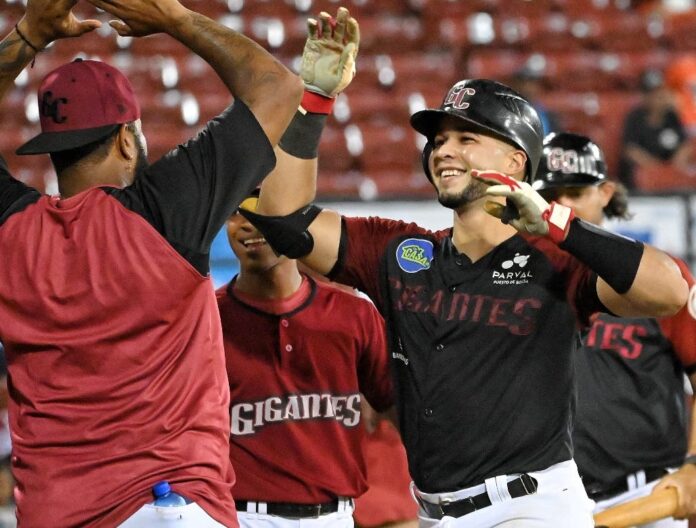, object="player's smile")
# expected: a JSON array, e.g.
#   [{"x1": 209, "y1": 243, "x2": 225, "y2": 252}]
[{"x1": 241, "y1": 236, "x2": 267, "y2": 251}]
